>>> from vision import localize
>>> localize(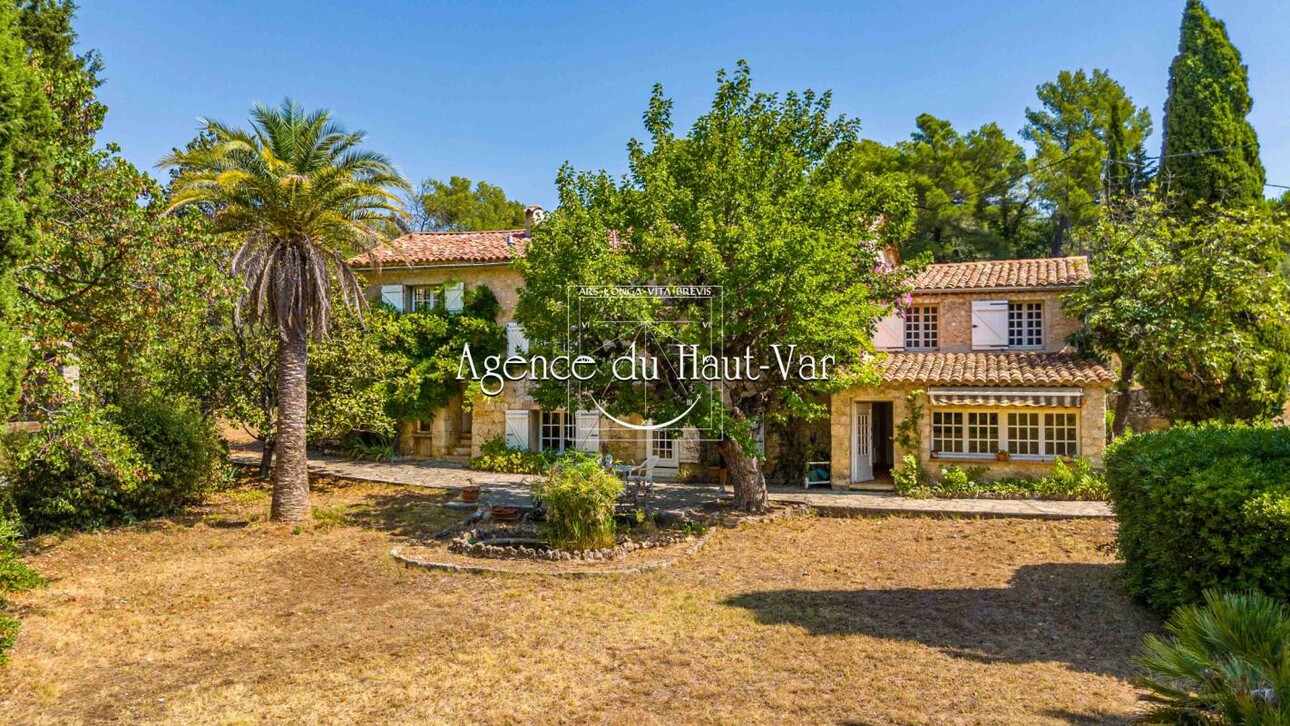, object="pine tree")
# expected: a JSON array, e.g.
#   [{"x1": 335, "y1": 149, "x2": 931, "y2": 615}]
[{"x1": 1159, "y1": 0, "x2": 1265, "y2": 211}]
